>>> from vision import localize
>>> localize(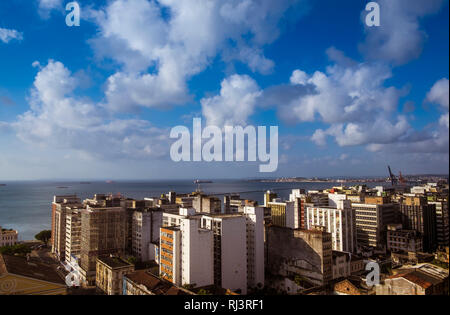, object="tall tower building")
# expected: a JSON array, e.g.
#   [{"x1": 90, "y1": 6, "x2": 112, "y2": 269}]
[
  {"x1": 243, "y1": 206, "x2": 265, "y2": 289},
  {"x1": 201, "y1": 214, "x2": 247, "y2": 294},
  {"x1": 399, "y1": 196, "x2": 437, "y2": 252},
  {"x1": 352, "y1": 201, "x2": 397, "y2": 249},
  {"x1": 306, "y1": 200, "x2": 356, "y2": 253},
  {"x1": 79, "y1": 206, "x2": 127, "y2": 286},
  {"x1": 51, "y1": 195, "x2": 81, "y2": 261}
]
